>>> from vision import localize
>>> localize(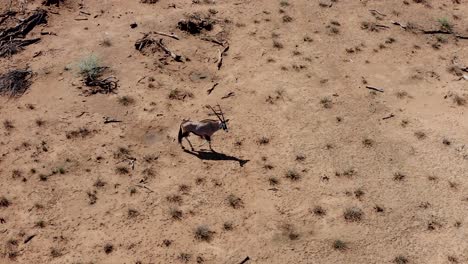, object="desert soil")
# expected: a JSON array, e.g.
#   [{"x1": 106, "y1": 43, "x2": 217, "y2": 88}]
[{"x1": 1, "y1": 0, "x2": 468, "y2": 263}]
